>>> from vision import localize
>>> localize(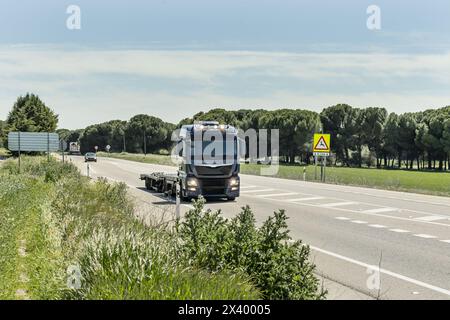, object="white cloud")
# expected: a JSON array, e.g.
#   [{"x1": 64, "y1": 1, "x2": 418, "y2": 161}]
[{"x1": 0, "y1": 46, "x2": 449, "y2": 128}]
